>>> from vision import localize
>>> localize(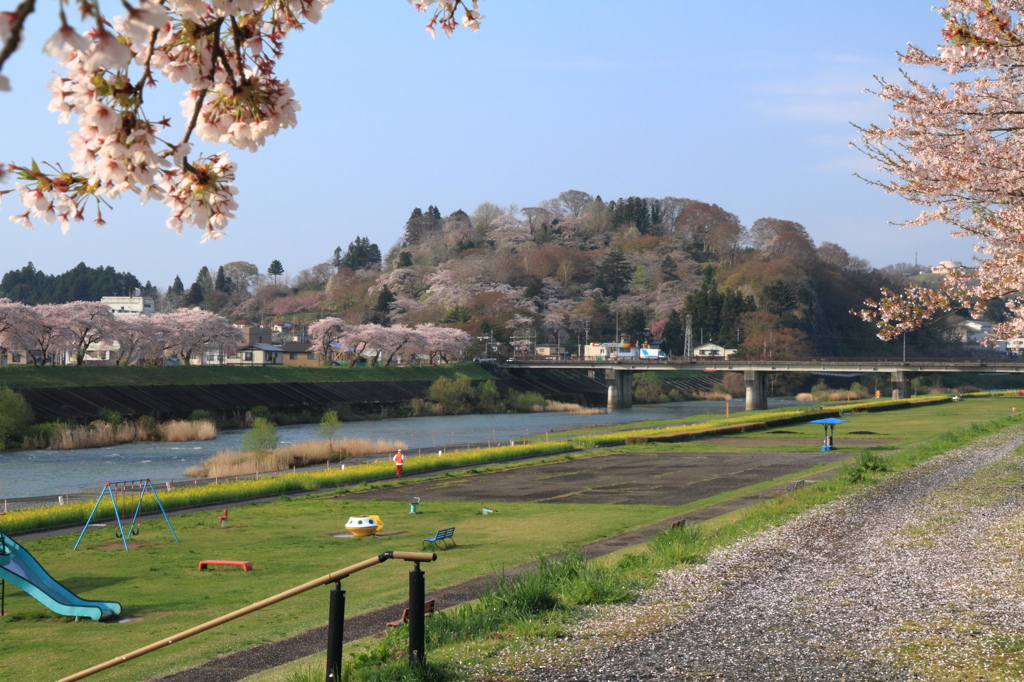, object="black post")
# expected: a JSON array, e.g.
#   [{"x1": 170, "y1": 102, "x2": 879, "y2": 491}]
[
  {"x1": 408, "y1": 561, "x2": 426, "y2": 668},
  {"x1": 325, "y1": 581, "x2": 345, "y2": 681}
]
